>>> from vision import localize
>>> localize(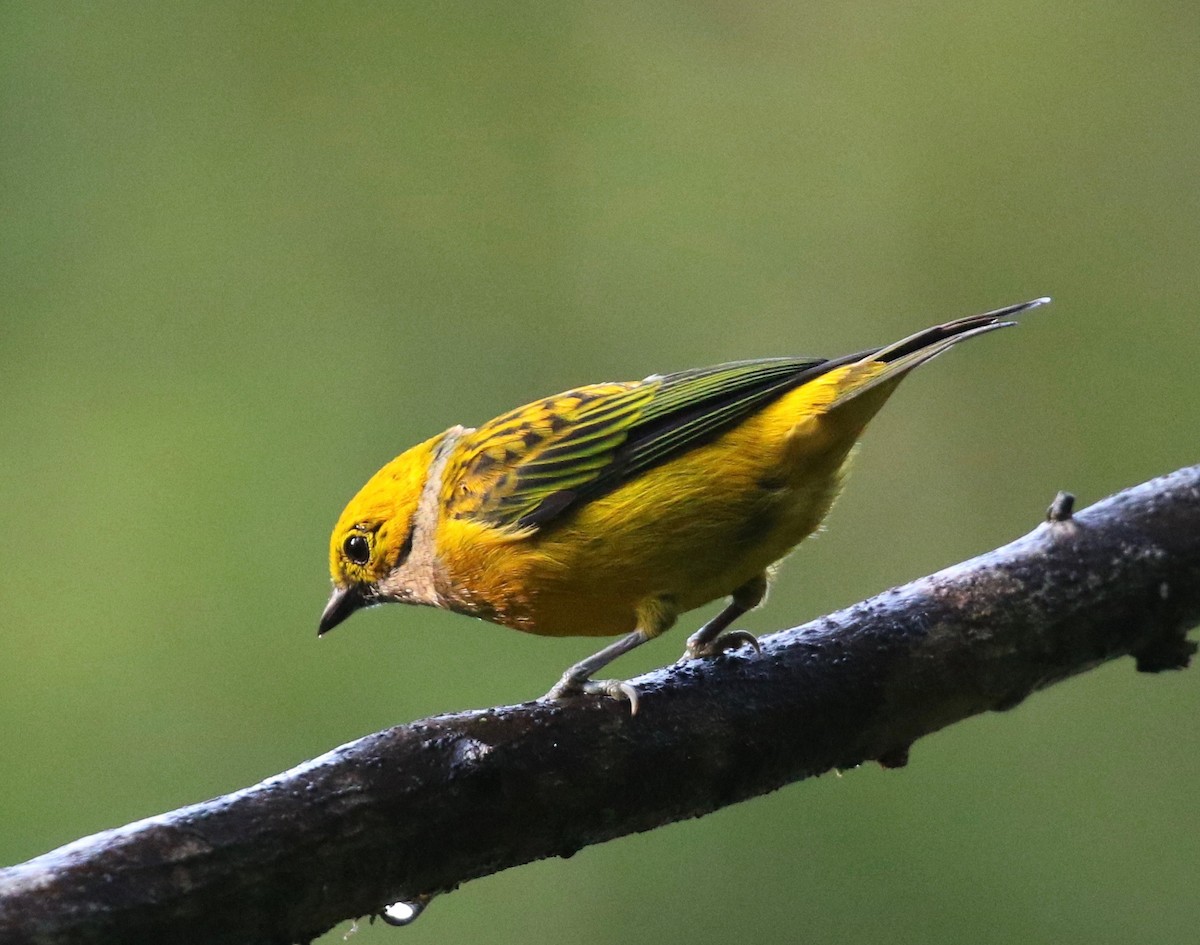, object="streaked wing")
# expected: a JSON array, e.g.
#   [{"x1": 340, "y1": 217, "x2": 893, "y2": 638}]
[
  {"x1": 443, "y1": 356, "x2": 831, "y2": 531},
  {"x1": 442, "y1": 381, "x2": 652, "y2": 528}
]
